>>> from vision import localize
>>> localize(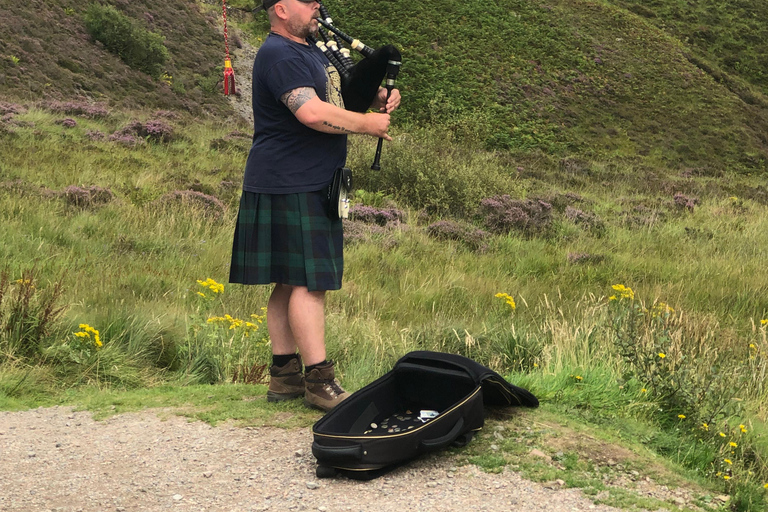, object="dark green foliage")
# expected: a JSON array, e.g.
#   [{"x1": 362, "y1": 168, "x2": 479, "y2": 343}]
[
  {"x1": 0, "y1": 0, "x2": 231, "y2": 114},
  {"x1": 612, "y1": 0, "x2": 768, "y2": 95},
  {"x1": 83, "y1": 3, "x2": 169, "y2": 78},
  {"x1": 322, "y1": 0, "x2": 768, "y2": 172}
]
